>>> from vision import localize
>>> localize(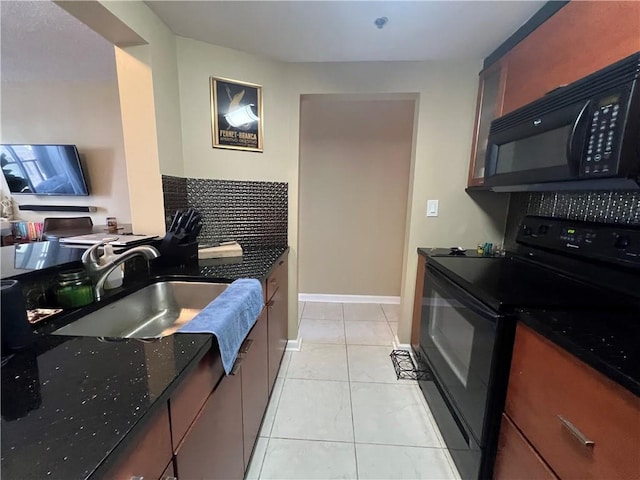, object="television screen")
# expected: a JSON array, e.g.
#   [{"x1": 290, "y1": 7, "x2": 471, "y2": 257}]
[{"x1": 1, "y1": 144, "x2": 89, "y2": 196}]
